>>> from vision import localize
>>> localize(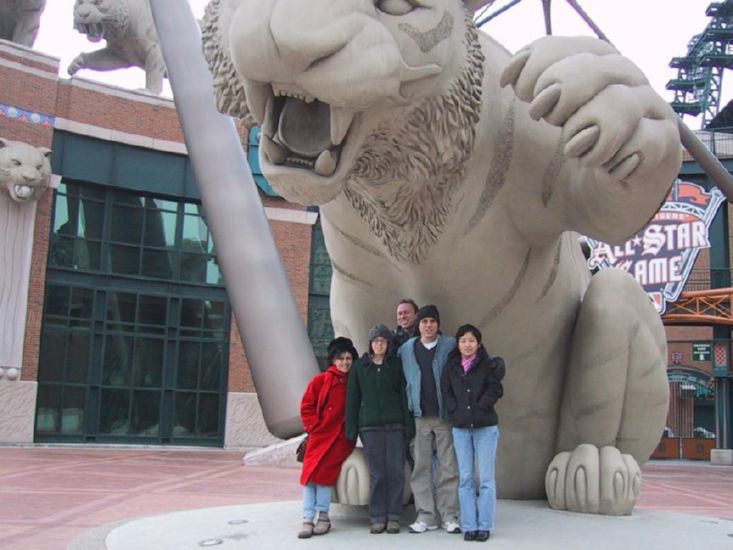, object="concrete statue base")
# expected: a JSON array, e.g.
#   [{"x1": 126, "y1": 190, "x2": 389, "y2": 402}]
[{"x1": 68, "y1": 500, "x2": 733, "y2": 550}]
